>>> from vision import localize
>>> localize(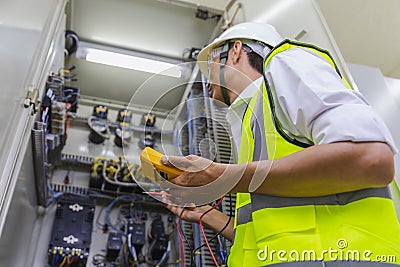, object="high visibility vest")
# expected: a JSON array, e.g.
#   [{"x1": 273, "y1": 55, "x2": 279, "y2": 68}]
[{"x1": 227, "y1": 39, "x2": 400, "y2": 266}]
